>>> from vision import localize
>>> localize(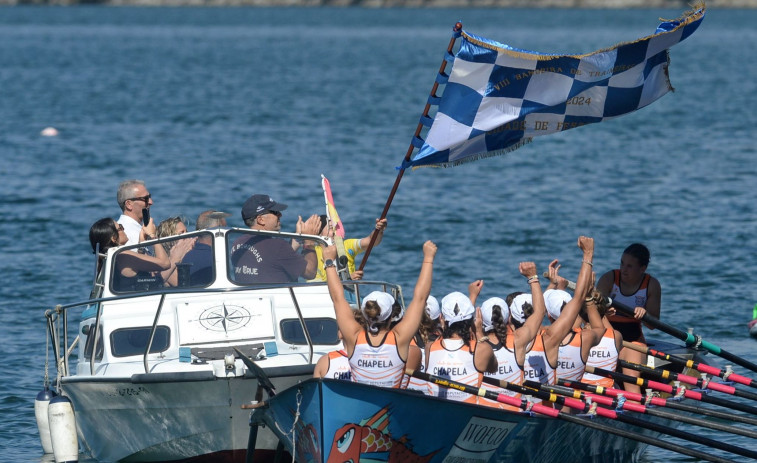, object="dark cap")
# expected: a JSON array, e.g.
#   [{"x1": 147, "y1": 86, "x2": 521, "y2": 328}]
[{"x1": 241, "y1": 194, "x2": 288, "y2": 221}]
